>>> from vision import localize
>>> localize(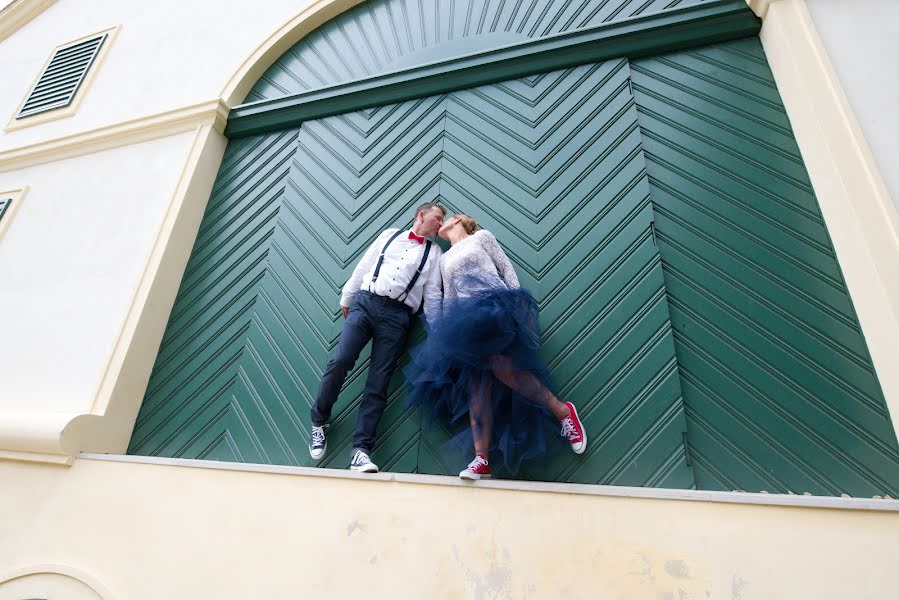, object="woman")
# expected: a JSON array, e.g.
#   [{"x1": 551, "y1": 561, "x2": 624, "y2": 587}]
[{"x1": 404, "y1": 214, "x2": 587, "y2": 480}]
